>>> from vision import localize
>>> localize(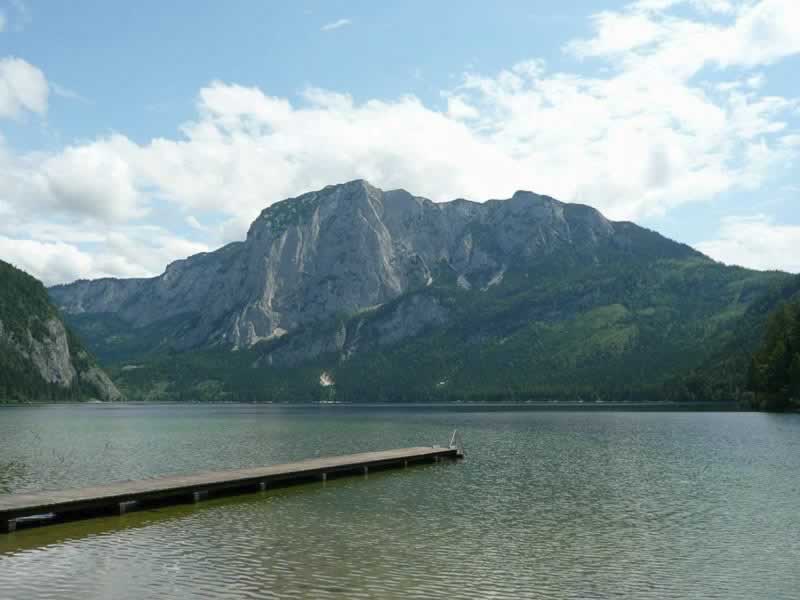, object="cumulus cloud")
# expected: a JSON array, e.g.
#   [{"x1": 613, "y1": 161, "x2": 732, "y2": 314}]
[
  {"x1": 2, "y1": 0, "x2": 799, "y2": 283},
  {"x1": 18, "y1": 61, "x2": 794, "y2": 238},
  {"x1": 321, "y1": 18, "x2": 351, "y2": 32},
  {"x1": 42, "y1": 139, "x2": 147, "y2": 221},
  {"x1": 0, "y1": 135, "x2": 146, "y2": 224},
  {"x1": 697, "y1": 215, "x2": 800, "y2": 273},
  {"x1": 567, "y1": 0, "x2": 800, "y2": 75},
  {"x1": 445, "y1": 95, "x2": 480, "y2": 120},
  {"x1": 0, "y1": 227, "x2": 209, "y2": 286},
  {"x1": 0, "y1": 238, "x2": 96, "y2": 285},
  {"x1": 0, "y1": 57, "x2": 48, "y2": 118}
]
